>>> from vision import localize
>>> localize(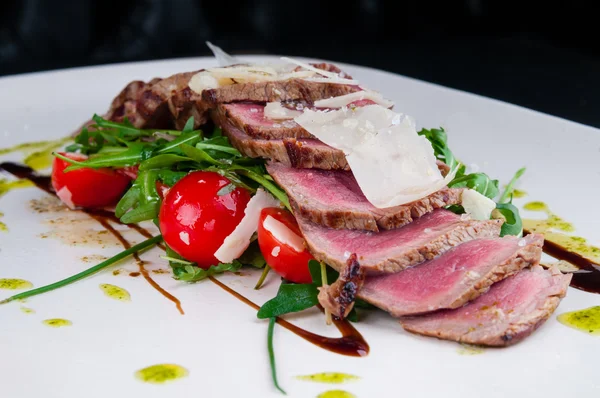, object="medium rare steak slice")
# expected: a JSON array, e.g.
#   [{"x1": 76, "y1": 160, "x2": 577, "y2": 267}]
[
  {"x1": 318, "y1": 253, "x2": 366, "y2": 319},
  {"x1": 212, "y1": 106, "x2": 350, "y2": 170},
  {"x1": 359, "y1": 234, "x2": 544, "y2": 316},
  {"x1": 219, "y1": 103, "x2": 312, "y2": 140},
  {"x1": 297, "y1": 209, "x2": 503, "y2": 274},
  {"x1": 202, "y1": 78, "x2": 360, "y2": 106},
  {"x1": 267, "y1": 162, "x2": 463, "y2": 231},
  {"x1": 400, "y1": 266, "x2": 572, "y2": 346}
]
